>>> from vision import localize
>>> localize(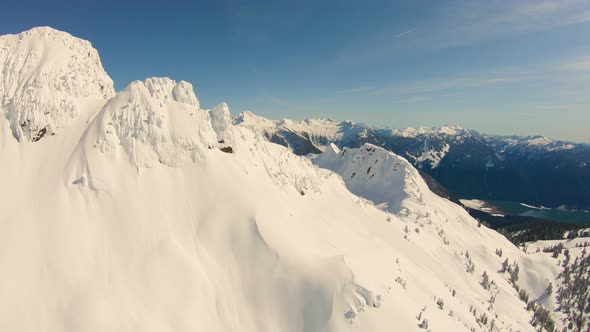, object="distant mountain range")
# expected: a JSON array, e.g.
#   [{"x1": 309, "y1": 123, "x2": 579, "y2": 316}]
[{"x1": 234, "y1": 112, "x2": 590, "y2": 210}]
